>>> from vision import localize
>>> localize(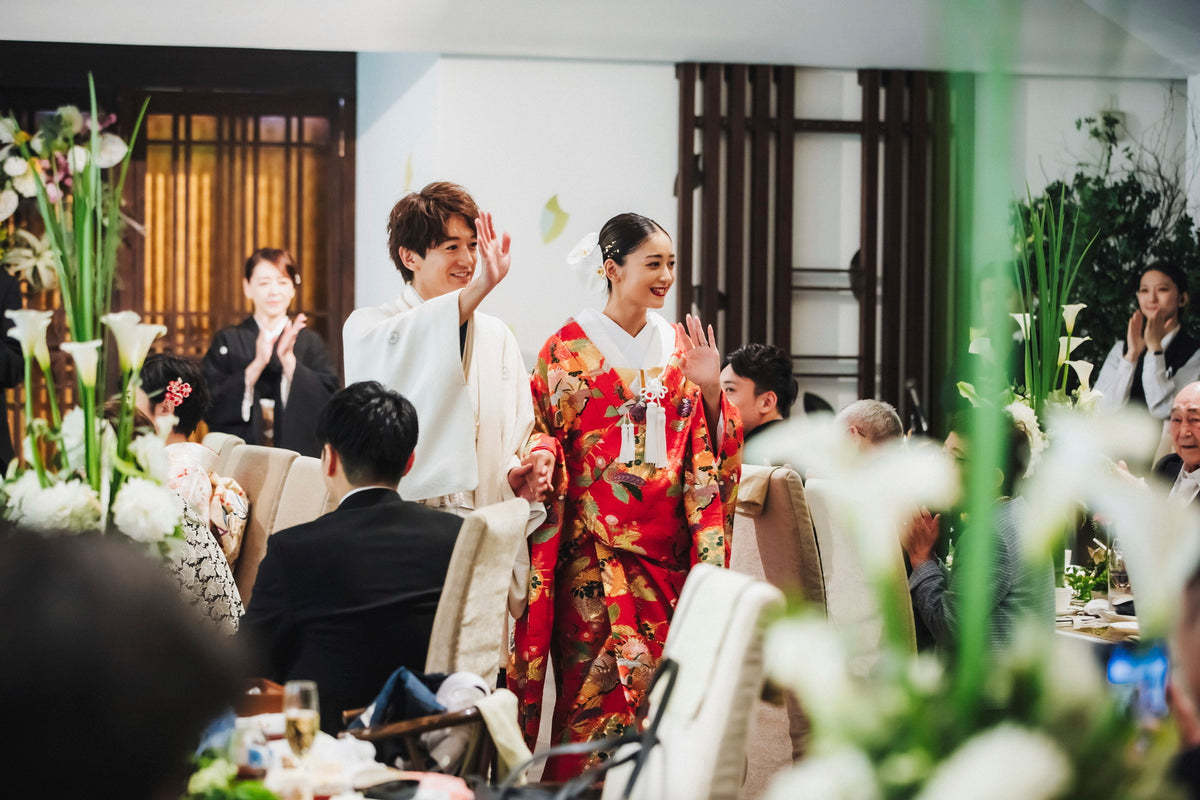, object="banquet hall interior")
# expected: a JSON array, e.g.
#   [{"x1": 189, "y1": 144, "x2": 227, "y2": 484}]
[{"x1": 6, "y1": 1, "x2": 1200, "y2": 798}]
